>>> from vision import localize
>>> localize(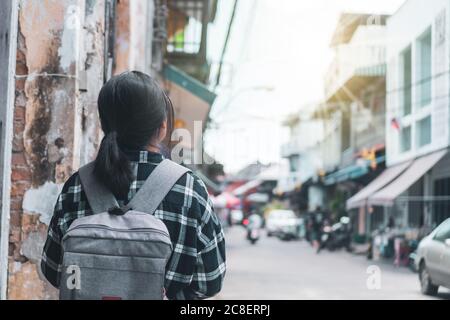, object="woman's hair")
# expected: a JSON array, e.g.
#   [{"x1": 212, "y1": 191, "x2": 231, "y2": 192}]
[{"x1": 94, "y1": 71, "x2": 174, "y2": 197}]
